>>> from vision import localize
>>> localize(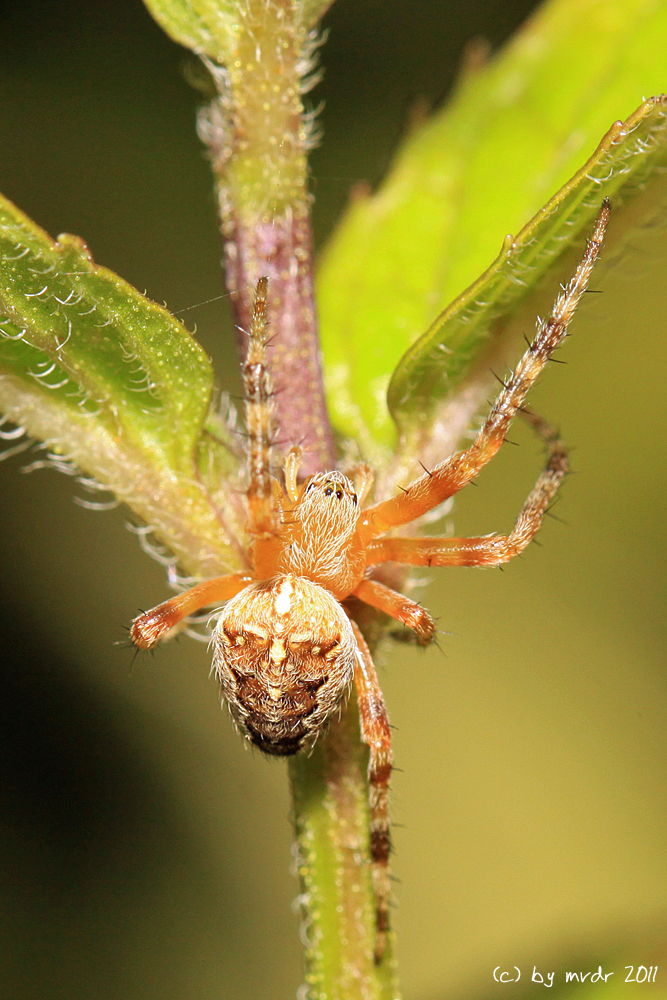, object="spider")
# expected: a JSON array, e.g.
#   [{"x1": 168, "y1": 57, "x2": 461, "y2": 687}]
[{"x1": 131, "y1": 199, "x2": 609, "y2": 963}]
